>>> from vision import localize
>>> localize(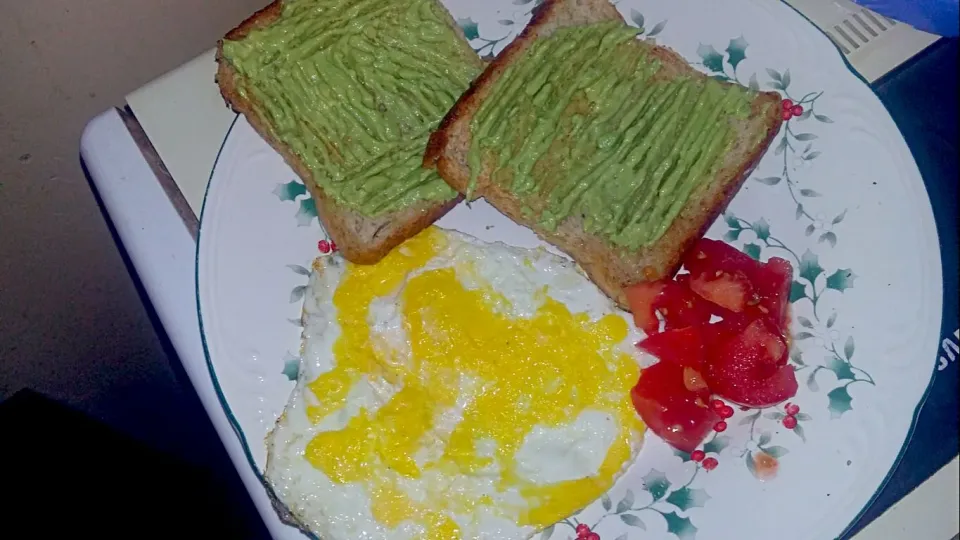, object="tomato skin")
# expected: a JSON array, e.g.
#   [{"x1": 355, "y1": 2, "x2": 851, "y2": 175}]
[
  {"x1": 703, "y1": 318, "x2": 798, "y2": 407},
  {"x1": 657, "y1": 282, "x2": 713, "y2": 331},
  {"x1": 630, "y1": 361, "x2": 720, "y2": 453},
  {"x1": 700, "y1": 313, "x2": 751, "y2": 349},
  {"x1": 683, "y1": 238, "x2": 750, "y2": 277},
  {"x1": 637, "y1": 326, "x2": 705, "y2": 371},
  {"x1": 624, "y1": 281, "x2": 666, "y2": 334}
]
